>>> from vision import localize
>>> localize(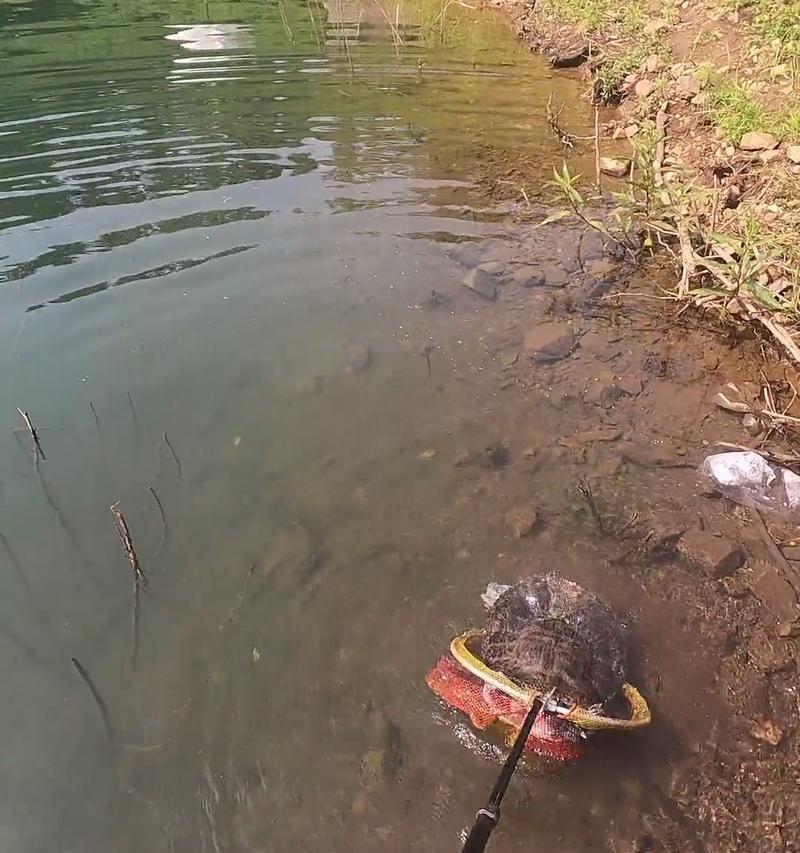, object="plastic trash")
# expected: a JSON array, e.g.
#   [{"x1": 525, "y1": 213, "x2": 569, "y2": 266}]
[{"x1": 699, "y1": 451, "x2": 800, "y2": 513}]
